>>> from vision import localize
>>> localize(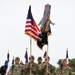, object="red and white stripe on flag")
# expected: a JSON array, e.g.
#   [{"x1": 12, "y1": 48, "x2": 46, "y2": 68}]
[{"x1": 25, "y1": 19, "x2": 40, "y2": 41}]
